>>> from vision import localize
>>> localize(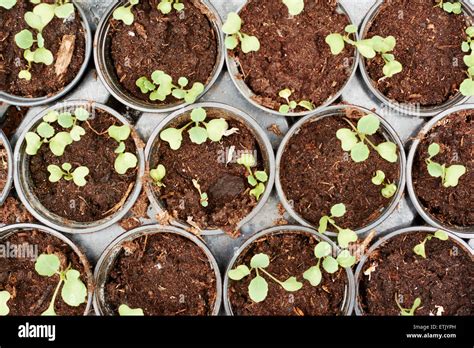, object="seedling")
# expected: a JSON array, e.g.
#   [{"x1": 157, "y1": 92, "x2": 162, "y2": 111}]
[
  {"x1": 395, "y1": 295, "x2": 422, "y2": 316},
  {"x1": 326, "y1": 25, "x2": 402, "y2": 78},
  {"x1": 118, "y1": 304, "x2": 144, "y2": 316},
  {"x1": 136, "y1": 71, "x2": 204, "y2": 104},
  {"x1": 0, "y1": 0, "x2": 16, "y2": 10},
  {"x1": 0, "y1": 290, "x2": 11, "y2": 316},
  {"x1": 108, "y1": 125, "x2": 138, "y2": 175},
  {"x1": 157, "y1": 0, "x2": 184, "y2": 14},
  {"x1": 237, "y1": 153, "x2": 268, "y2": 200},
  {"x1": 435, "y1": 0, "x2": 462, "y2": 14},
  {"x1": 460, "y1": 27, "x2": 474, "y2": 96},
  {"x1": 48, "y1": 163, "x2": 89, "y2": 187},
  {"x1": 303, "y1": 241, "x2": 355, "y2": 287},
  {"x1": 113, "y1": 0, "x2": 139, "y2": 25},
  {"x1": 425, "y1": 143, "x2": 466, "y2": 188},
  {"x1": 336, "y1": 114, "x2": 398, "y2": 163},
  {"x1": 228, "y1": 253, "x2": 302, "y2": 303},
  {"x1": 25, "y1": 107, "x2": 90, "y2": 157},
  {"x1": 319, "y1": 203, "x2": 357, "y2": 248},
  {"x1": 278, "y1": 89, "x2": 314, "y2": 114},
  {"x1": 160, "y1": 108, "x2": 230, "y2": 150},
  {"x1": 223, "y1": 12, "x2": 260, "y2": 53},
  {"x1": 413, "y1": 230, "x2": 449, "y2": 258},
  {"x1": 282, "y1": 0, "x2": 304, "y2": 16},
  {"x1": 150, "y1": 164, "x2": 166, "y2": 187},
  {"x1": 35, "y1": 253, "x2": 87, "y2": 316},
  {"x1": 371, "y1": 170, "x2": 397, "y2": 199},
  {"x1": 192, "y1": 179, "x2": 209, "y2": 207}
]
